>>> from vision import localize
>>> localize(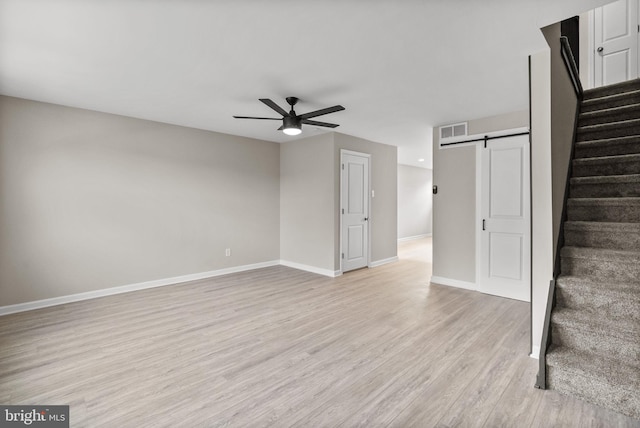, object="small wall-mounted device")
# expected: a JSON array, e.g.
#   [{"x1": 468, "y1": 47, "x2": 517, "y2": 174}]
[{"x1": 433, "y1": 185, "x2": 438, "y2": 194}]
